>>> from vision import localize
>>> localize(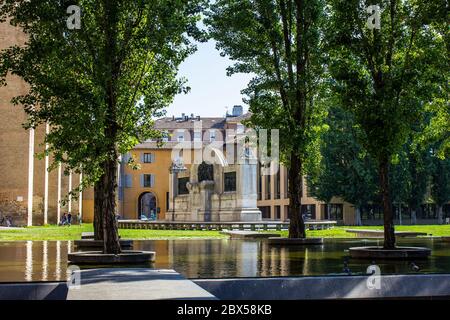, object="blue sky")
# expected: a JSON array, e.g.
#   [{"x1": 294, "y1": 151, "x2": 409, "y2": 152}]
[{"x1": 167, "y1": 39, "x2": 254, "y2": 117}]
